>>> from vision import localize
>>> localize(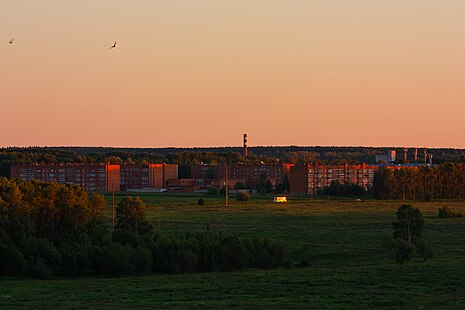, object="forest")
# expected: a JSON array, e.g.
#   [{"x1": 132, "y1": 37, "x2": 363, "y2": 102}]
[
  {"x1": 373, "y1": 163, "x2": 465, "y2": 200},
  {"x1": 0, "y1": 178, "x2": 286, "y2": 278}
]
